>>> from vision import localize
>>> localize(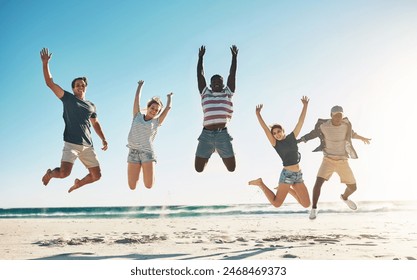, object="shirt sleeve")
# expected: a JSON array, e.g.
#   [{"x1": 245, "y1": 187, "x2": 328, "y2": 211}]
[{"x1": 90, "y1": 103, "x2": 97, "y2": 118}]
